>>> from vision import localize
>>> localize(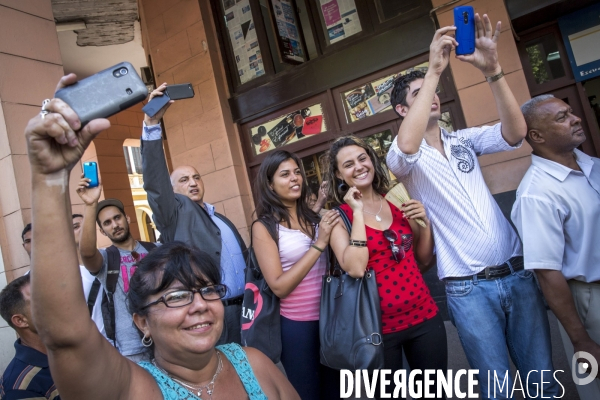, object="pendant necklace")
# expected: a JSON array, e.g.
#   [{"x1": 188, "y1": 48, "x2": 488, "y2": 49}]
[
  {"x1": 152, "y1": 351, "x2": 223, "y2": 399},
  {"x1": 363, "y1": 196, "x2": 383, "y2": 222}
]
